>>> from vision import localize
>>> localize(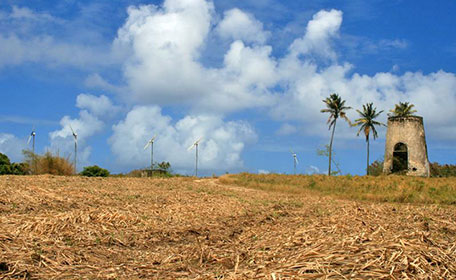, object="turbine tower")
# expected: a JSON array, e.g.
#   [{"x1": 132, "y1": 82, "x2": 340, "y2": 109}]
[
  {"x1": 144, "y1": 135, "x2": 157, "y2": 170},
  {"x1": 27, "y1": 126, "x2": 36, "y2": 155},
  {"x1": 290, "y1": 149, "x2": 298, "y2": 175},
  {"x1": 188, "y1": 137, "x2": 202, "y2": 177},
  {"x1": 27, "y1": 127, "x2": 36, "y2": 174},
  {"x1": 69, "y1": 125, "x2": 78, "y2": 174}
]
